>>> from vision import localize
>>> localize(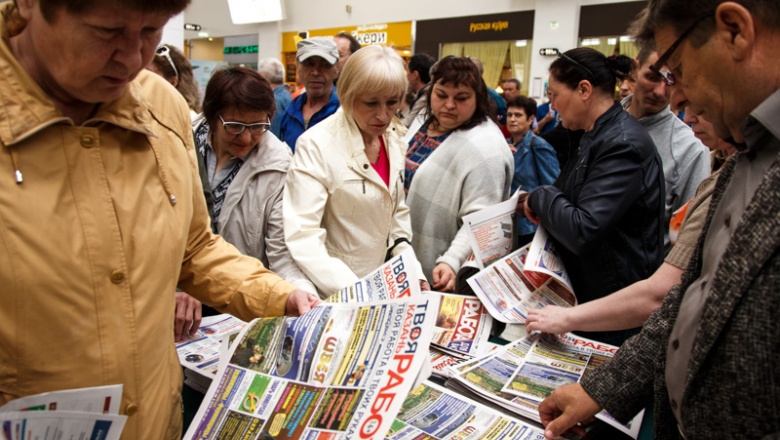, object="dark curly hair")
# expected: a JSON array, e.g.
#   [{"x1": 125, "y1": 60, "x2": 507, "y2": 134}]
[{"x1": 424, "y1": 56, "x2": 492, "y2": 132}]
